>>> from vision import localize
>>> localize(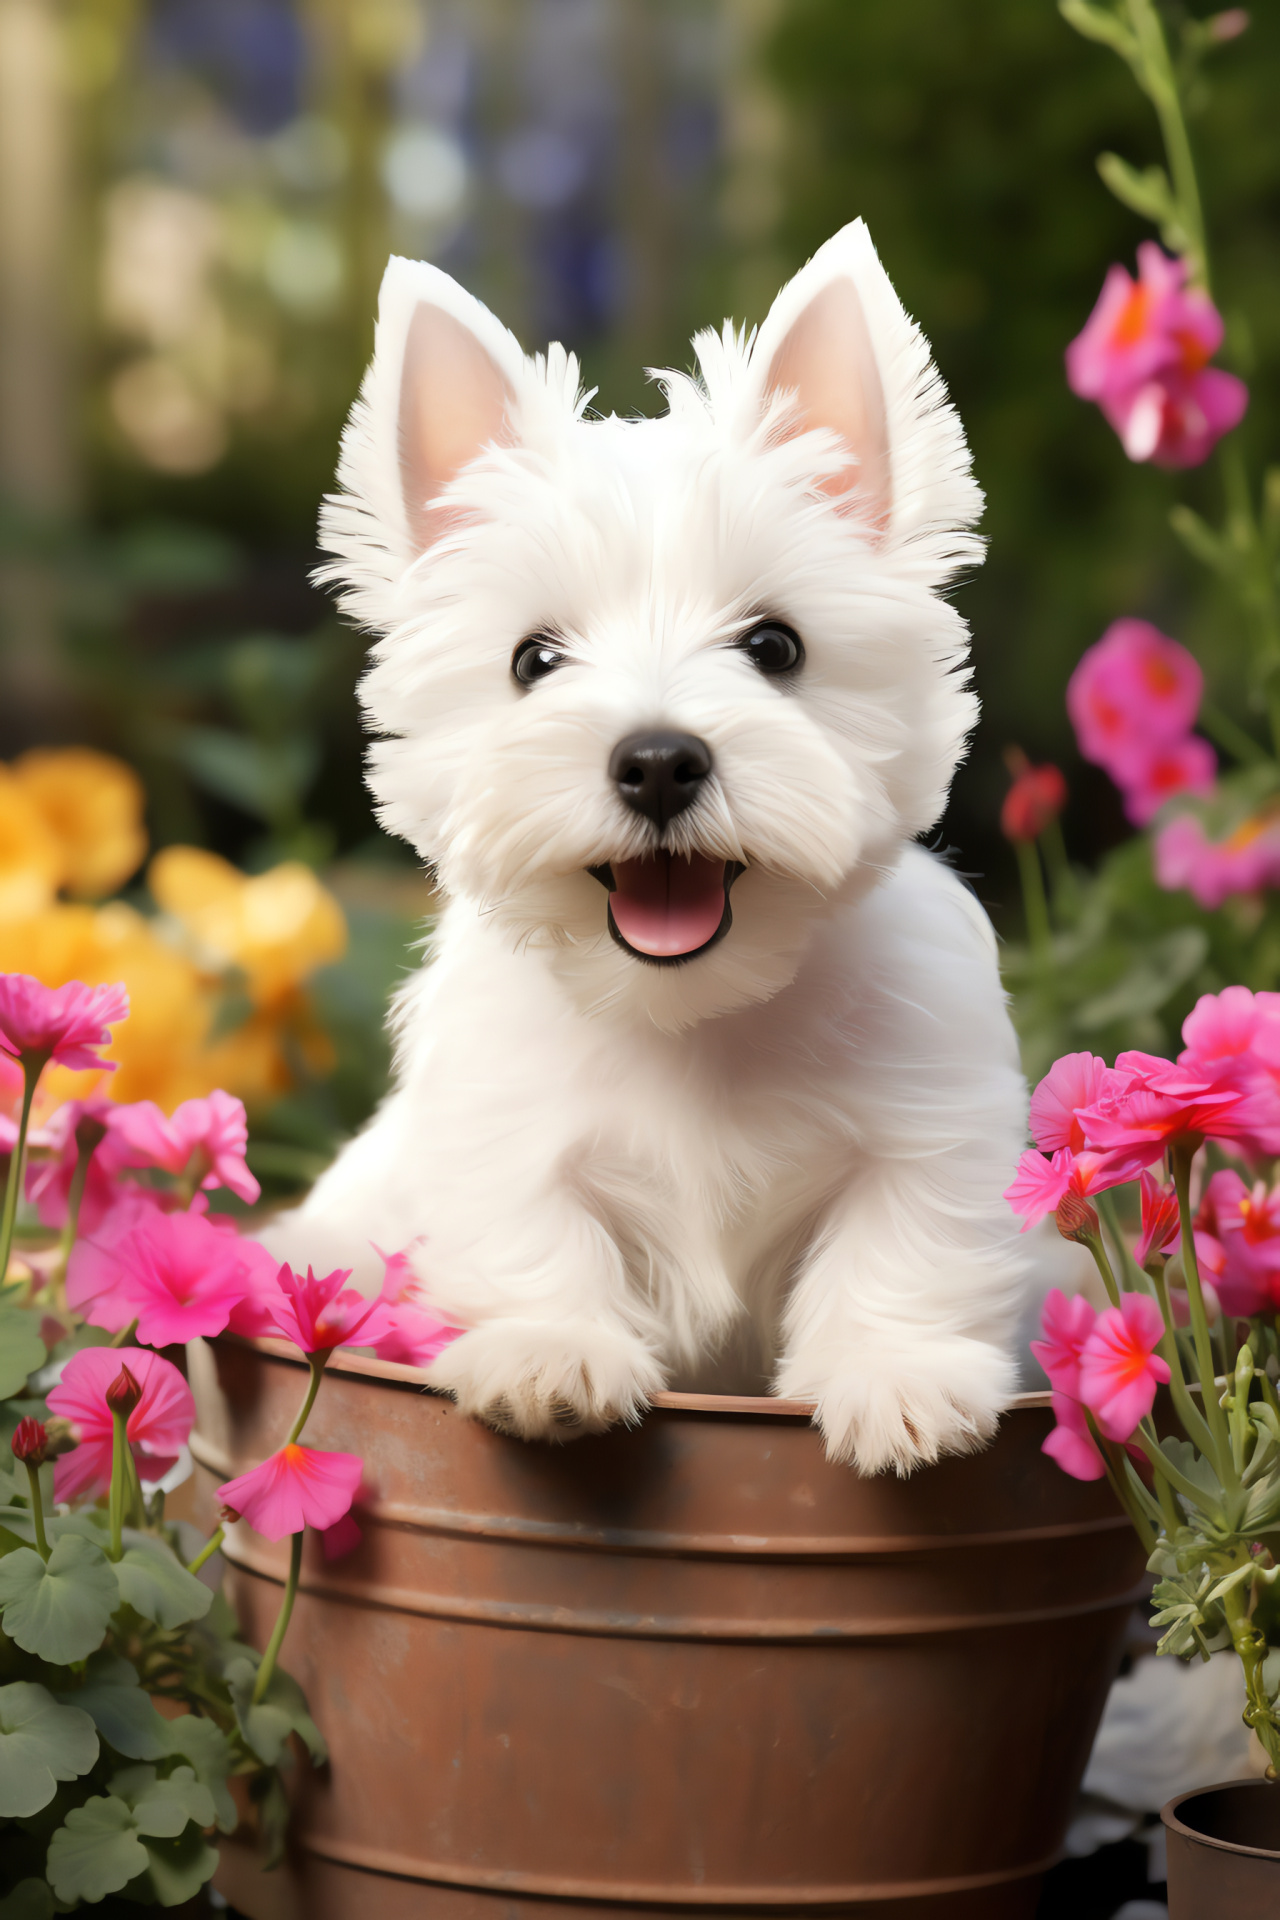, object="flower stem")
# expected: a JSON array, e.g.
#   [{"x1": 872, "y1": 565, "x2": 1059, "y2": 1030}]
[
  {"x1": 110, "y1": 1319, "x2": 139, "y2": 1350},
  {"x1": 1124, "y1": 0, "x2": 1208, "y2": 288},
  {"x1": 1083, "y1": 1229, "x2": 1122, "y2": 1309},
  {"x1": 24, "y1": 1460, "x2": 50, "y2": 1562},
  {"x1": 287, "y1": 1355, "x2": 327, "y2": 1446},
  {"x1": 0, "y1": 1060, "x2": 38, "y2": 1287},
  {"x1": 108, "y1": 1410, "x2": 128, "y2": 1562},
  {"x1": 50, "y1": 1135, "x2": 97, "y2": 1293},
  {"x1": 1015, "y1": 838, "x2": 1052, "y2": 955},
  {"x1": 1150, "y1": 1261, "x2": 1218, "y2": 1459},
  {"x1": 1223, "y1": 1568, "x2": 1280, "y2": 1772},
  {"x1": 251, "y1": 1530, "x2": 303, "y2": 1706},
  {"x1": 1171, "y1": 1141, "x2": 1236, "y2": 1487},
  {"x1": 186, "y1": 1526, "x2": 224, "y2": 1576}
]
